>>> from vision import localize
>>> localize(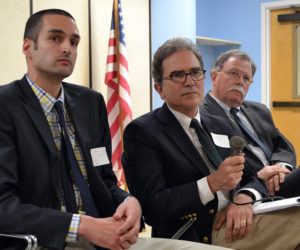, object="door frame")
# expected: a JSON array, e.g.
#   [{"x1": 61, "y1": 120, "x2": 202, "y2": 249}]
[{"x1": 261, "y1": 0, "x2": 300, "y2": 108}]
